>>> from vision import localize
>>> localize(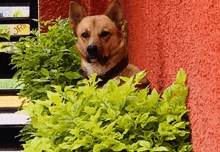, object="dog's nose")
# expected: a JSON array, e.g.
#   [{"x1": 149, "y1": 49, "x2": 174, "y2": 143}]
[{"x1": 87, "y1": 44, "x2": 98, "y2": 55}]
